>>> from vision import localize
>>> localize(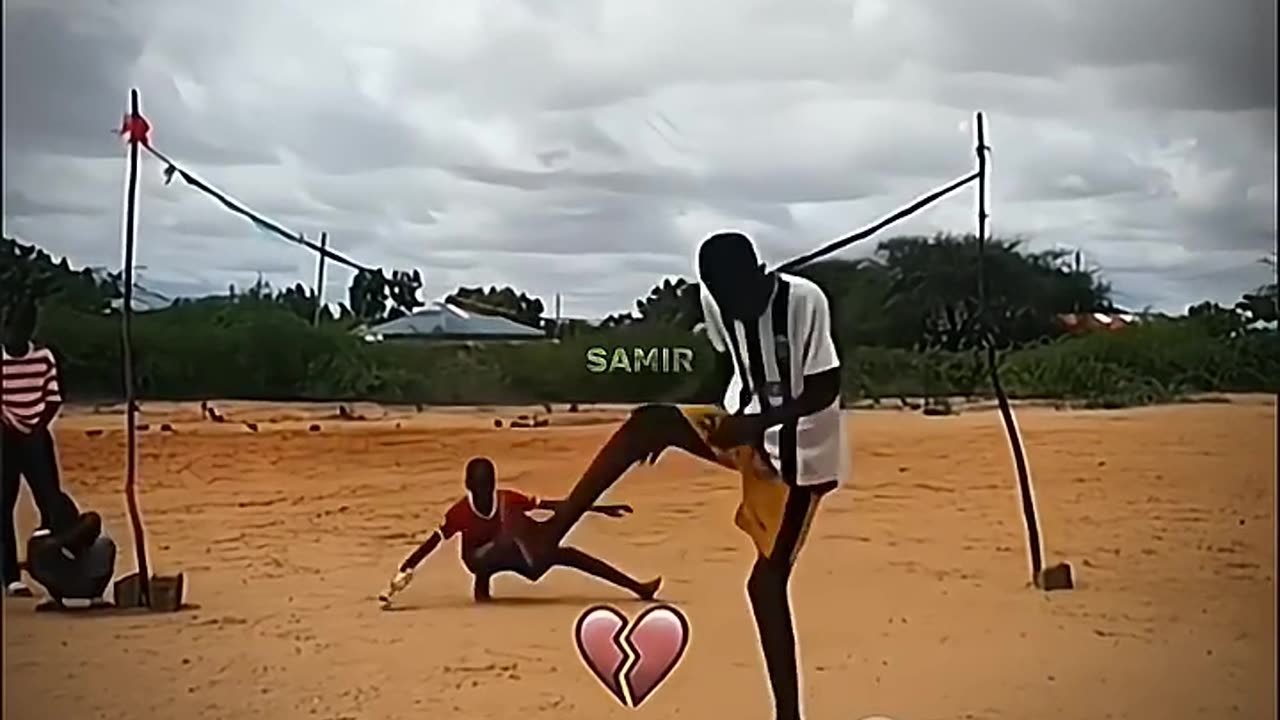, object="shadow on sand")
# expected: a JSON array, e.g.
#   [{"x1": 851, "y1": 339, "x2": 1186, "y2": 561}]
[
  {"x1": 381, "y1": 595, "x2": 679, "y2": 612},
  {"x1": 22, "y1": 600, "x2": 203, "y2": 618}
]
